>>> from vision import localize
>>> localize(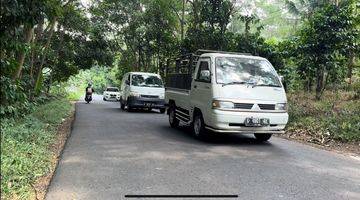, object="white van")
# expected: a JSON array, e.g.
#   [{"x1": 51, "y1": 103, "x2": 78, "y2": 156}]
[
  {"x1": 120, "y1": 72, "x2": 166, "y2": 113},
  {"x1": 165, "y1": 50, "x2": 288, "y2": 141}
]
